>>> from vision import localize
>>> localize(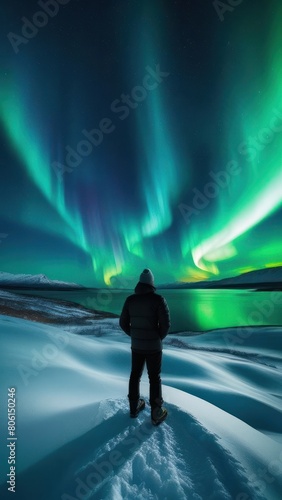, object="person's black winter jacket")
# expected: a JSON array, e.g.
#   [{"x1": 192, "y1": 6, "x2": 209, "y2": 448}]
[{"x1": 119, "y1": 282, "x2": 170, "y2": 351}]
